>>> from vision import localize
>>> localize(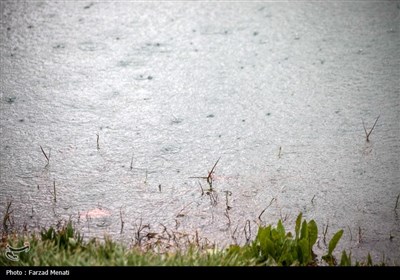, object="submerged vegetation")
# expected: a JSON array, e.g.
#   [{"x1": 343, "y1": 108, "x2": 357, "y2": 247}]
[{"x1": 0, "y1": 214, "x2": 385, "y2": 266}]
